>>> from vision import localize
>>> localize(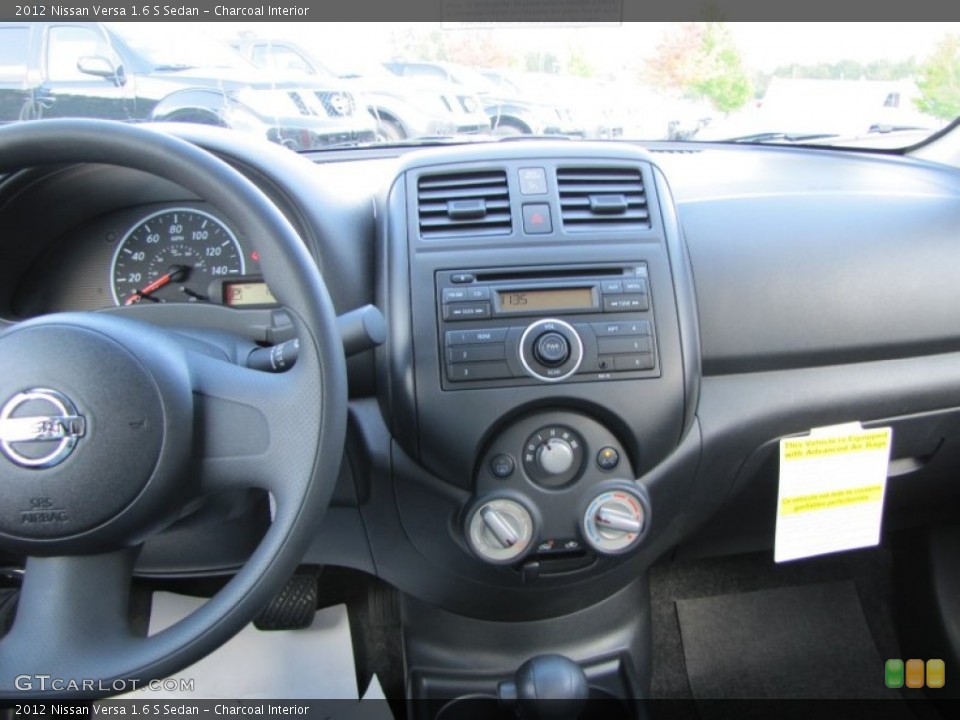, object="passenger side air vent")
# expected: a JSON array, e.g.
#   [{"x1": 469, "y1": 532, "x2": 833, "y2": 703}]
[
  {"x1": 418, "y1": 171, "x2": 512, "y2": 238},
  {"x1": 557, "y1": 167, "x2": 650, "y2": 230}
]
